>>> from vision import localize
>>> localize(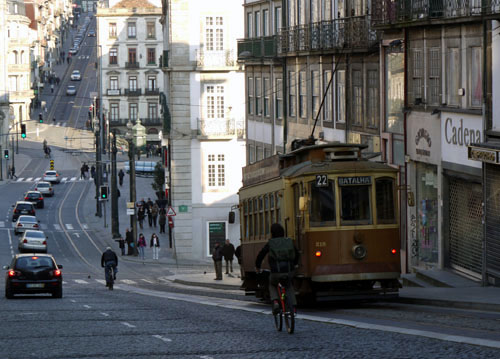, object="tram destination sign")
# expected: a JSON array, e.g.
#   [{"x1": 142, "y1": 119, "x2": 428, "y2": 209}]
[{"x1": 338, "y1": 176, "x2": 371, "y2": 186}]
